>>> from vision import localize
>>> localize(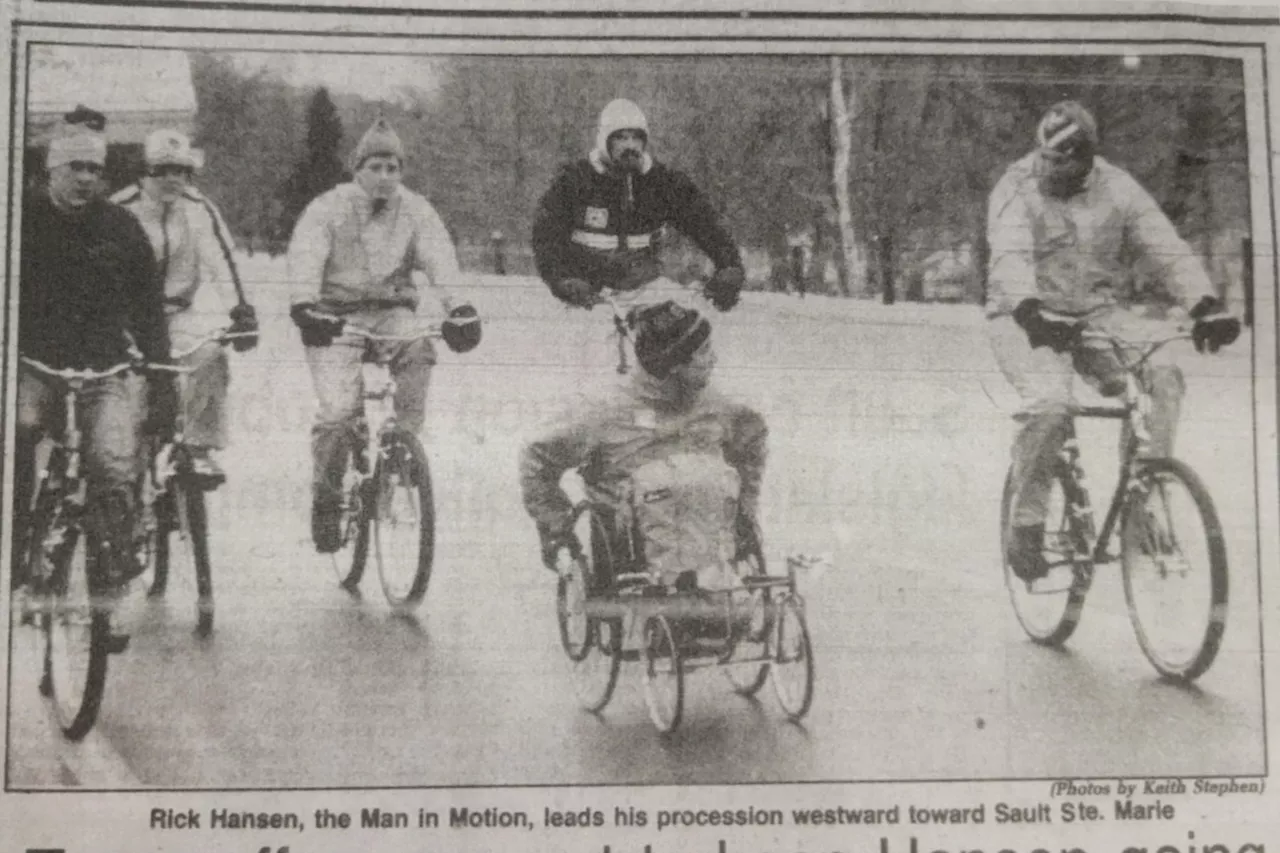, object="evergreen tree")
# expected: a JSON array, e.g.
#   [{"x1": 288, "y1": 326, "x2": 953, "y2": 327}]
[{"x1": 279, "y1": 87, "x2": 346, "y2": 240}]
